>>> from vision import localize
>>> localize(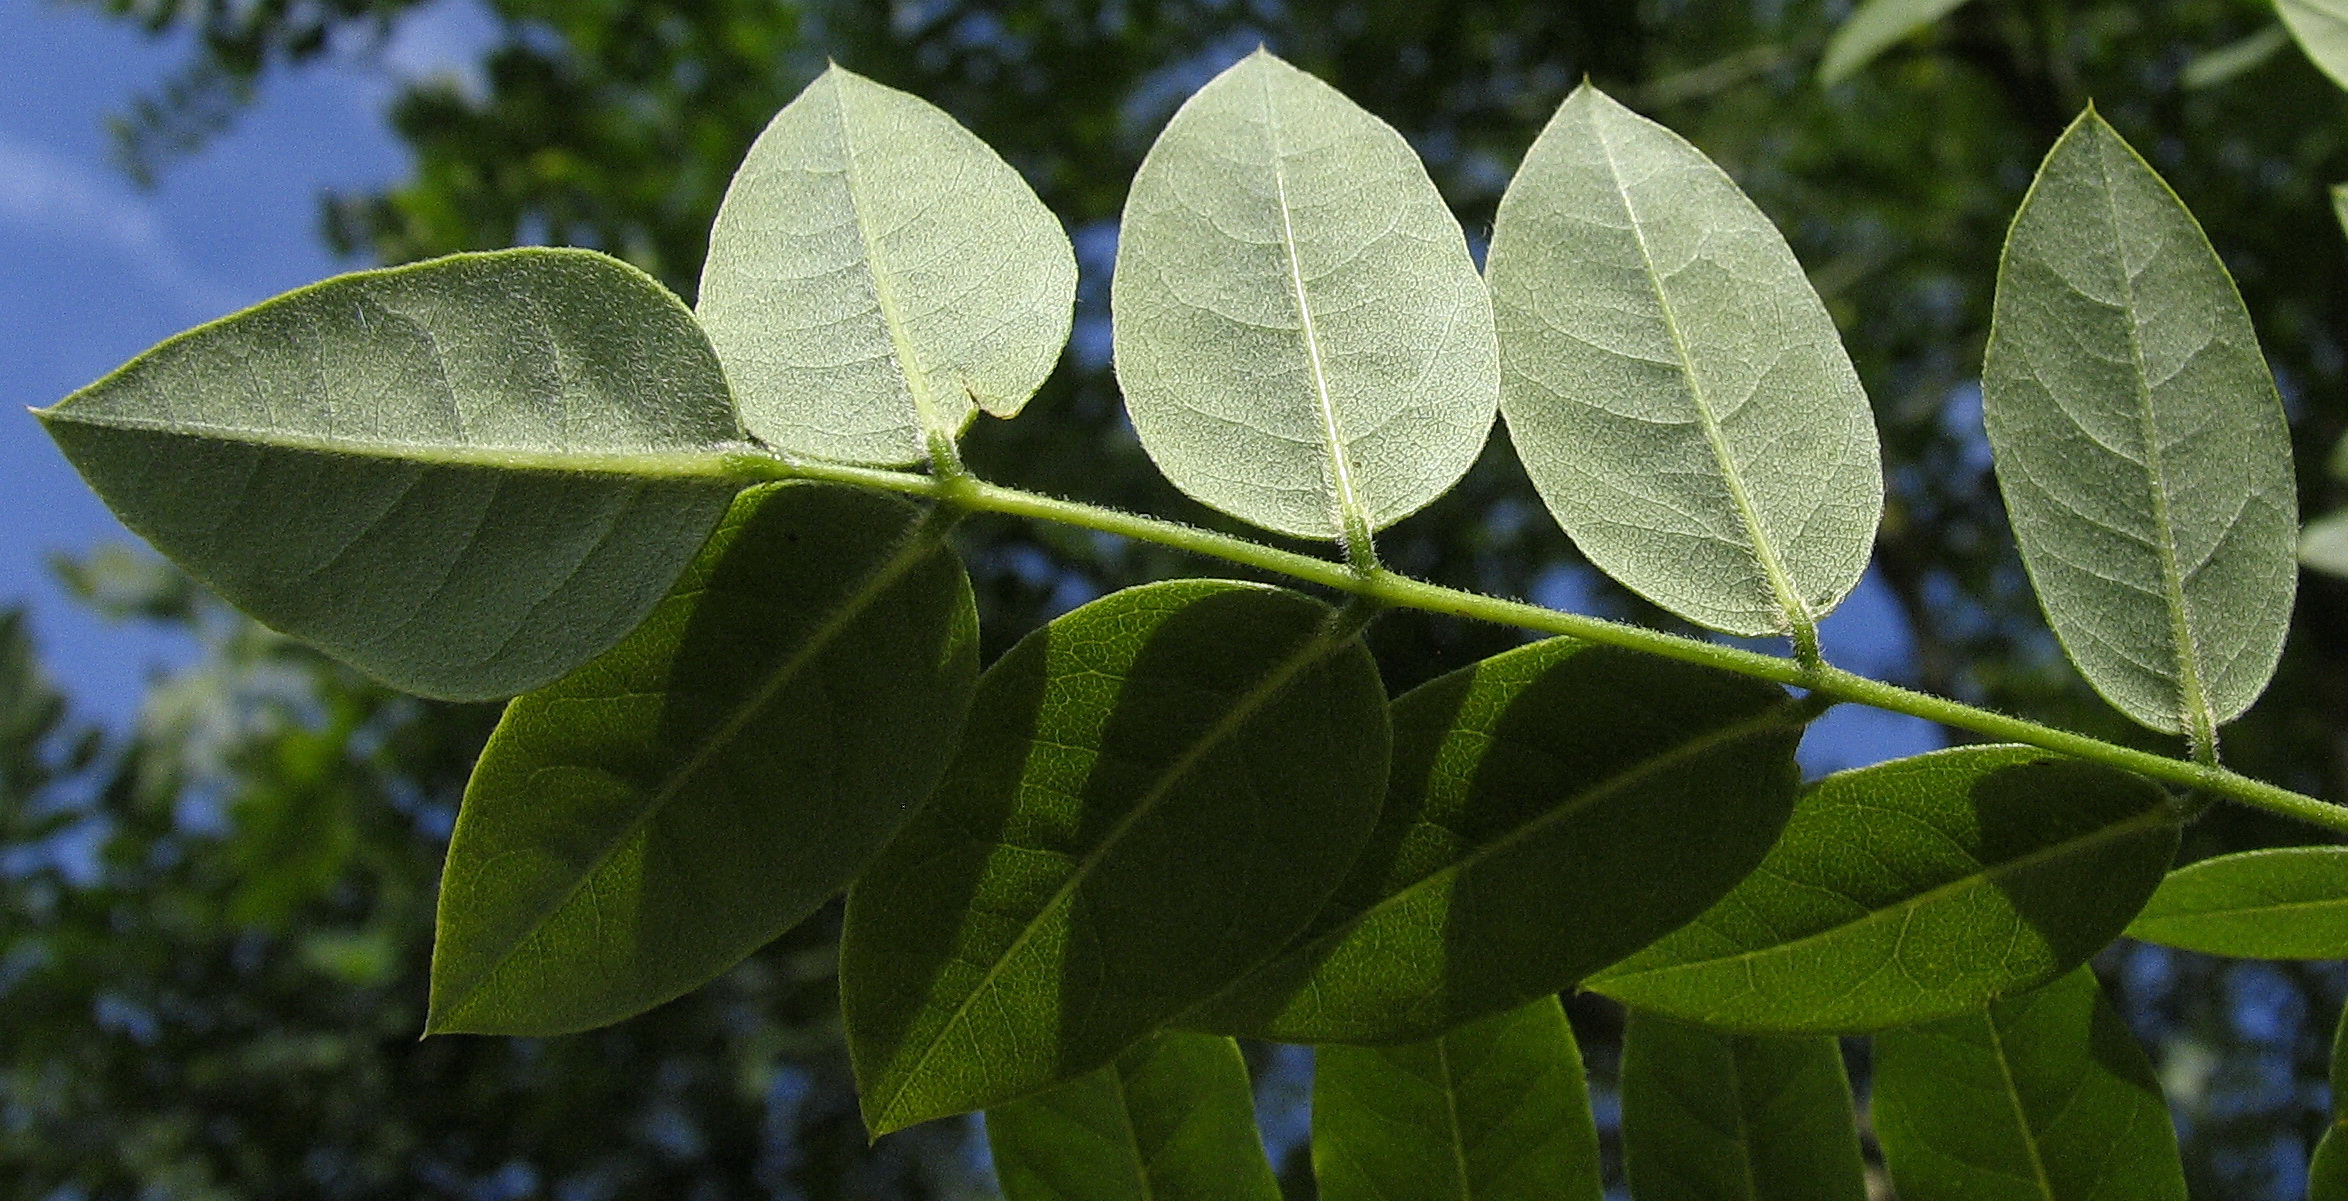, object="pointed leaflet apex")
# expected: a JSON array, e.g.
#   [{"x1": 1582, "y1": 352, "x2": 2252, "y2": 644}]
[{"x1": 1983, "y1": 109, "x2": 2296, "y2": 738}]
